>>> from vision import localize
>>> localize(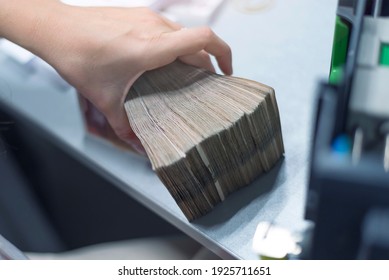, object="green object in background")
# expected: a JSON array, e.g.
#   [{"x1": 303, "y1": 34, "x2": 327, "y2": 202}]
[
  {"x1": 379, "y1": 43, "x2": 389, "y2": 66},
  {"x1": 329, "y1": 16, "x2": 350, "y2": 84},
  {"x1": 329, "y1": 66, "x2": 344, "y2": 85}
]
